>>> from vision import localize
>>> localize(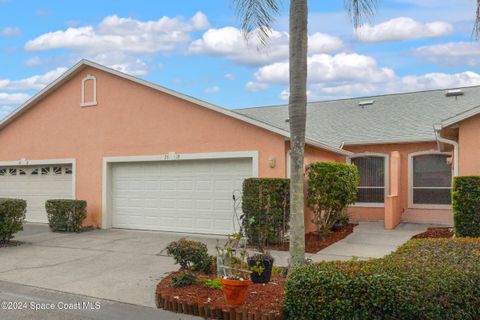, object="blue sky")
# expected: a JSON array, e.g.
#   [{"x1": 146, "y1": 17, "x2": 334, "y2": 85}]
[{"x1": 0, "y1": 0, "x2": 479, "y2": 118}]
